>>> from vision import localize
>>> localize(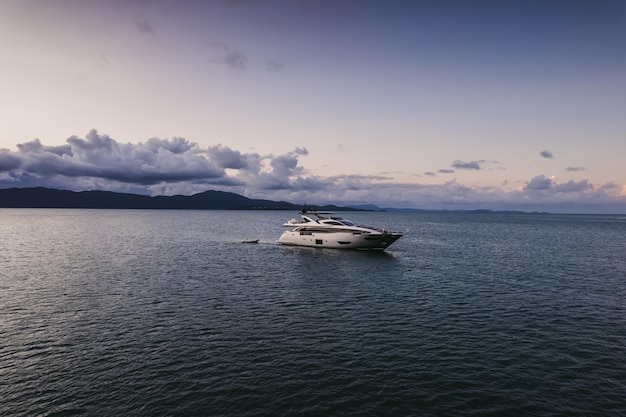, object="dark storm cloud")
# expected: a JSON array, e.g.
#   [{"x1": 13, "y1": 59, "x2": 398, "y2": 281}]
[
  {"x1": 451, "y1": 160, "x2": 483, "y2": 170},
  {"x1": 1, "y1": 130, "x2": 315, "y2": 195},
  {"x1": 208, "y1": 145, "x2": 260, "y2": 170},
  {"x1": 0, "y1": 152, "x2": 22, "y2": 170},
  {"x1": 540, "y1": 150, "x2": 554, "y2": 158},
  {"x1": 4, "y1": 130, "x2": 225, "y2": 187}
]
